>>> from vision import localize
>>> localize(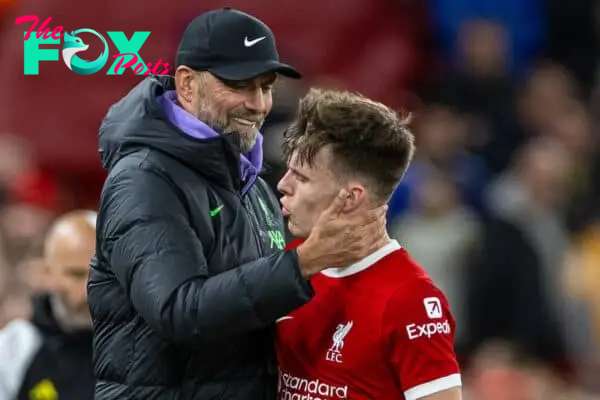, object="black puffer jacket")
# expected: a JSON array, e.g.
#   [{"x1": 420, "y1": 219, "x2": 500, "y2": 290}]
[{"x1": 88, "y1": 75, "x2": 313, "y2": 400}]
